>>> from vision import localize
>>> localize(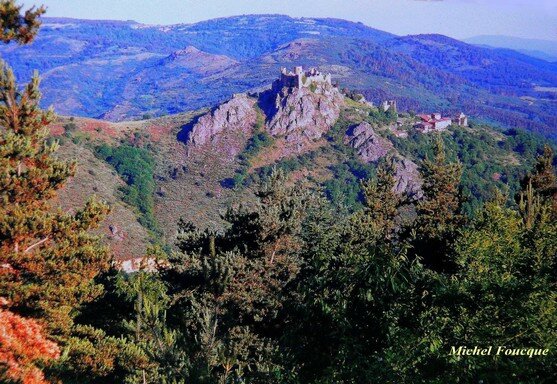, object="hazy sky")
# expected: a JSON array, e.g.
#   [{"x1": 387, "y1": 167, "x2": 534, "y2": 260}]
[{"x1": 25, "y1": 0, "x2": 557, "y2": 41}]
